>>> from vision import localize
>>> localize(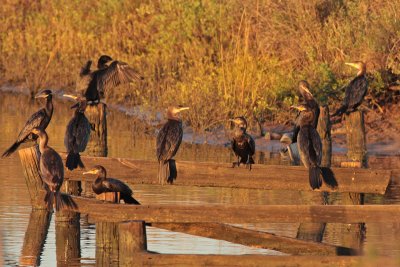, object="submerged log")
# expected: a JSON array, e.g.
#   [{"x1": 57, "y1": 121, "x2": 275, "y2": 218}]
[
  {"x1": 62, "y1": 154, "x2": 393, "y2": 194},
  {"x1": 85, "y1": 103, "x2": 107, "y2": 157},
  {"x1": 64, "y1": 195, "x2": 400, "y2": 223},
  {"x1": 151, "y1": 222, "x2": 358, "y2": 256}
]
